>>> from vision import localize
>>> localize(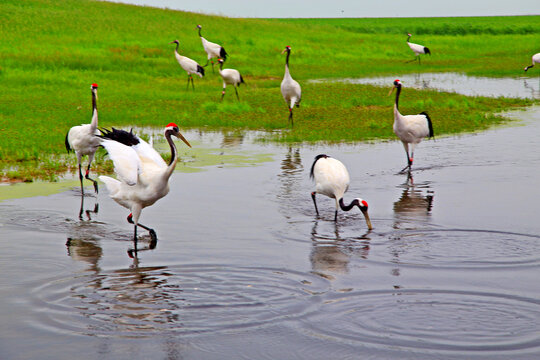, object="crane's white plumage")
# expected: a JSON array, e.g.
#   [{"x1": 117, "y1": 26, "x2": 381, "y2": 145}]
[
  {"x1": 197, "y1": 24, "x2": 228, "y2": 71},
  {"x1": 65, "y1": 83, "x2": 101, "y2": 195},
  {"x1": 218, "y1": 58, "x2": 244, "y2": 100},
  {"x1": 98, "y1": 123, "x2": 191, "y2": 241},
  {"x1": 310, "y1": 154, "x2": 373, "y2": 229},
  {"x1": 170, "y1": 40, "x2": 204, "y2": 90},
  {"x1": 524, "y1": 53, "x2": 540, "y2": 72},
  {"x1": 390, "y1": 79, "x2": 434, "y2": 172},
  {"x1": 406, "y1": 33, "x2": 431, "y2": 64},
  {"x1": 280, "y1": 46, "x2": 301, "y2": 126}
]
